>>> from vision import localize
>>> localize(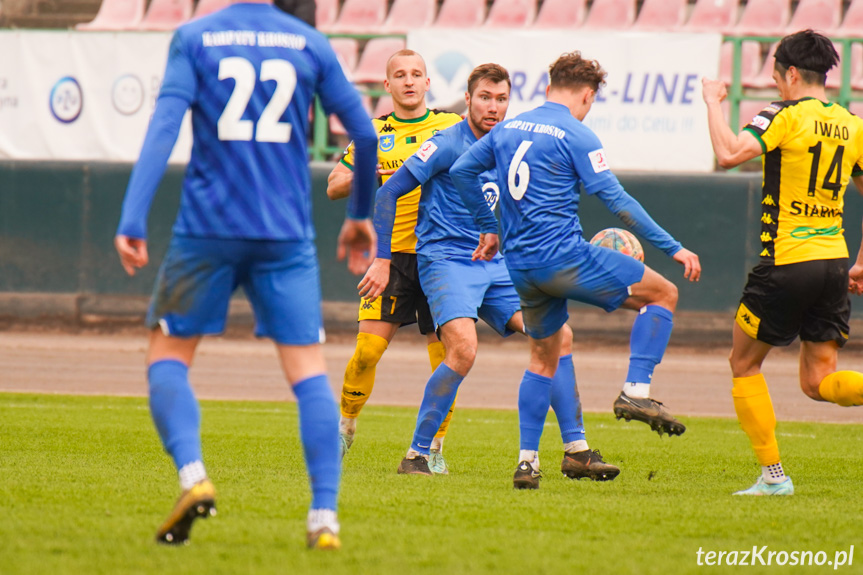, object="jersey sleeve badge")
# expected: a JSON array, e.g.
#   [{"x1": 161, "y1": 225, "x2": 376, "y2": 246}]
[
  {"x1": 416, "y1": 140, "x2": 438, "y2": 163},
  {"x1": 588, "y1": 148, "x2": 610, "y2": 173}
]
